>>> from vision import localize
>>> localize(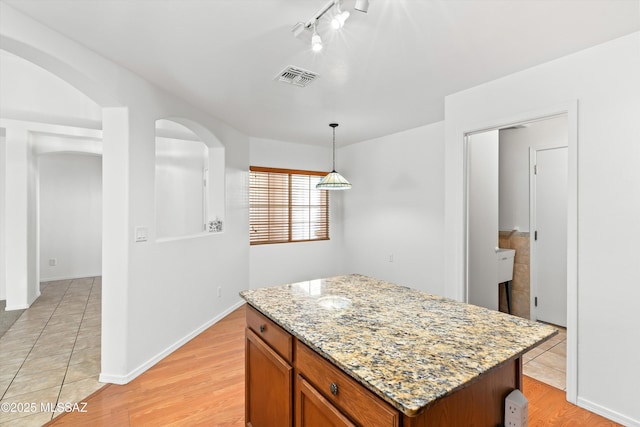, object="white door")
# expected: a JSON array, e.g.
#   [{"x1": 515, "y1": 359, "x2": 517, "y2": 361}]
[
  {"x1": 532, "y1": 147, "x2": 568, "y2": 326},
  {"x1": 467, "y1": 130, "x2": 499, "y2": 310}
]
